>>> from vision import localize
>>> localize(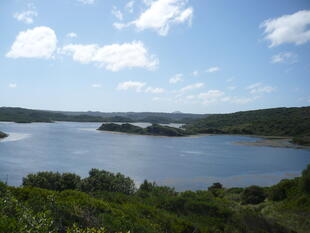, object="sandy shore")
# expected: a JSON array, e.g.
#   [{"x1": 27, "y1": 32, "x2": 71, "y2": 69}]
[{"x1": 235, "y1": 137, "x2": 310, "y2": 149}]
